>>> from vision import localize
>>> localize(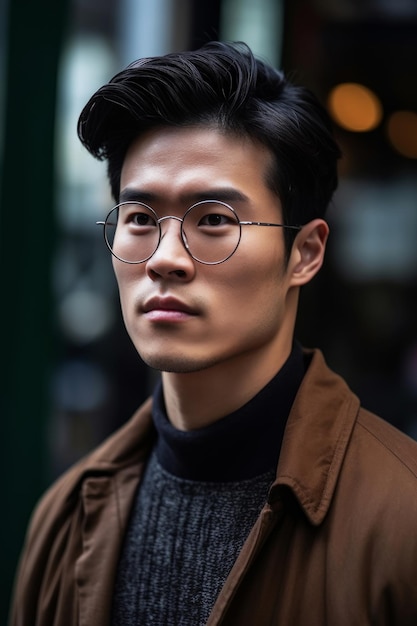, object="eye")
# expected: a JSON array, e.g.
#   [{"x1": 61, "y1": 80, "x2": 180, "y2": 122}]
[
  {"x1": 198, "y1": 213, "x2": 233, "y2": 227},
  {"x1": 117, "y1": 202, "x2": 158, "y2": 231},
  {"x1": 131, "y1": 212, "x2": 157, "y2": 227},
  {"x1": 123, "y1": 210, "x2": 158, "y2": 234}
]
